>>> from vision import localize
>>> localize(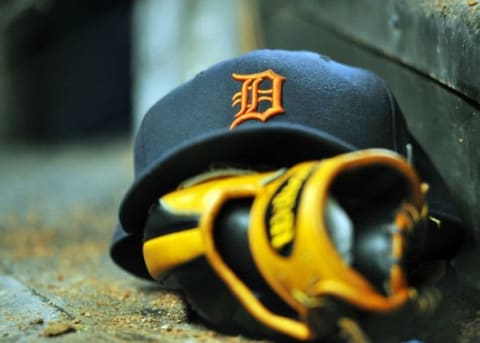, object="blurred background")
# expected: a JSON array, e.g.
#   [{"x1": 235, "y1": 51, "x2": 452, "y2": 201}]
[
  {"x1": 0, "y1": 1, "x2": 479, "y2": 341},
  {"x1": 0, "y1": 0, "x2": 260, "y2": 223},
  {"x1": 0, "y1": 0, "x2": 261, "y2": 142},
  {"x1": 1, "y1": 0, "x2": 479, "y2": 263}
]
